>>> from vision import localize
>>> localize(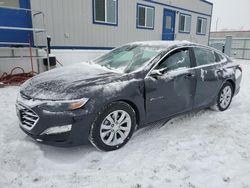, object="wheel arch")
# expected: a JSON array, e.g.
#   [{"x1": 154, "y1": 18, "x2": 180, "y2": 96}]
[
  {"x1": 95, "y1": 98, "x2": 143, "y2": 129},
  {"x1": 211, "y1": 78, "x2": 236, "y2": 107},
  {"x1": 225, "y1": 79, "x2": 236, "y2": 95},
  {"x1": 119, "y1": 99, "x2": 141, "y2": 126},
  {"x1": 88, "y1": 99, "x2": 139, "y2": 151}
]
